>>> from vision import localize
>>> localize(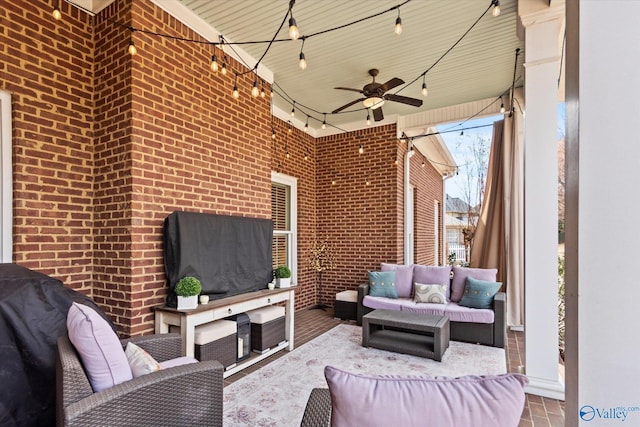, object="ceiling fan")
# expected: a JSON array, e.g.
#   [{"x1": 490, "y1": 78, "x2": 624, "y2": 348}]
[{"x1": 332, "y1": 69, "x2": 423, "y2": 121}]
